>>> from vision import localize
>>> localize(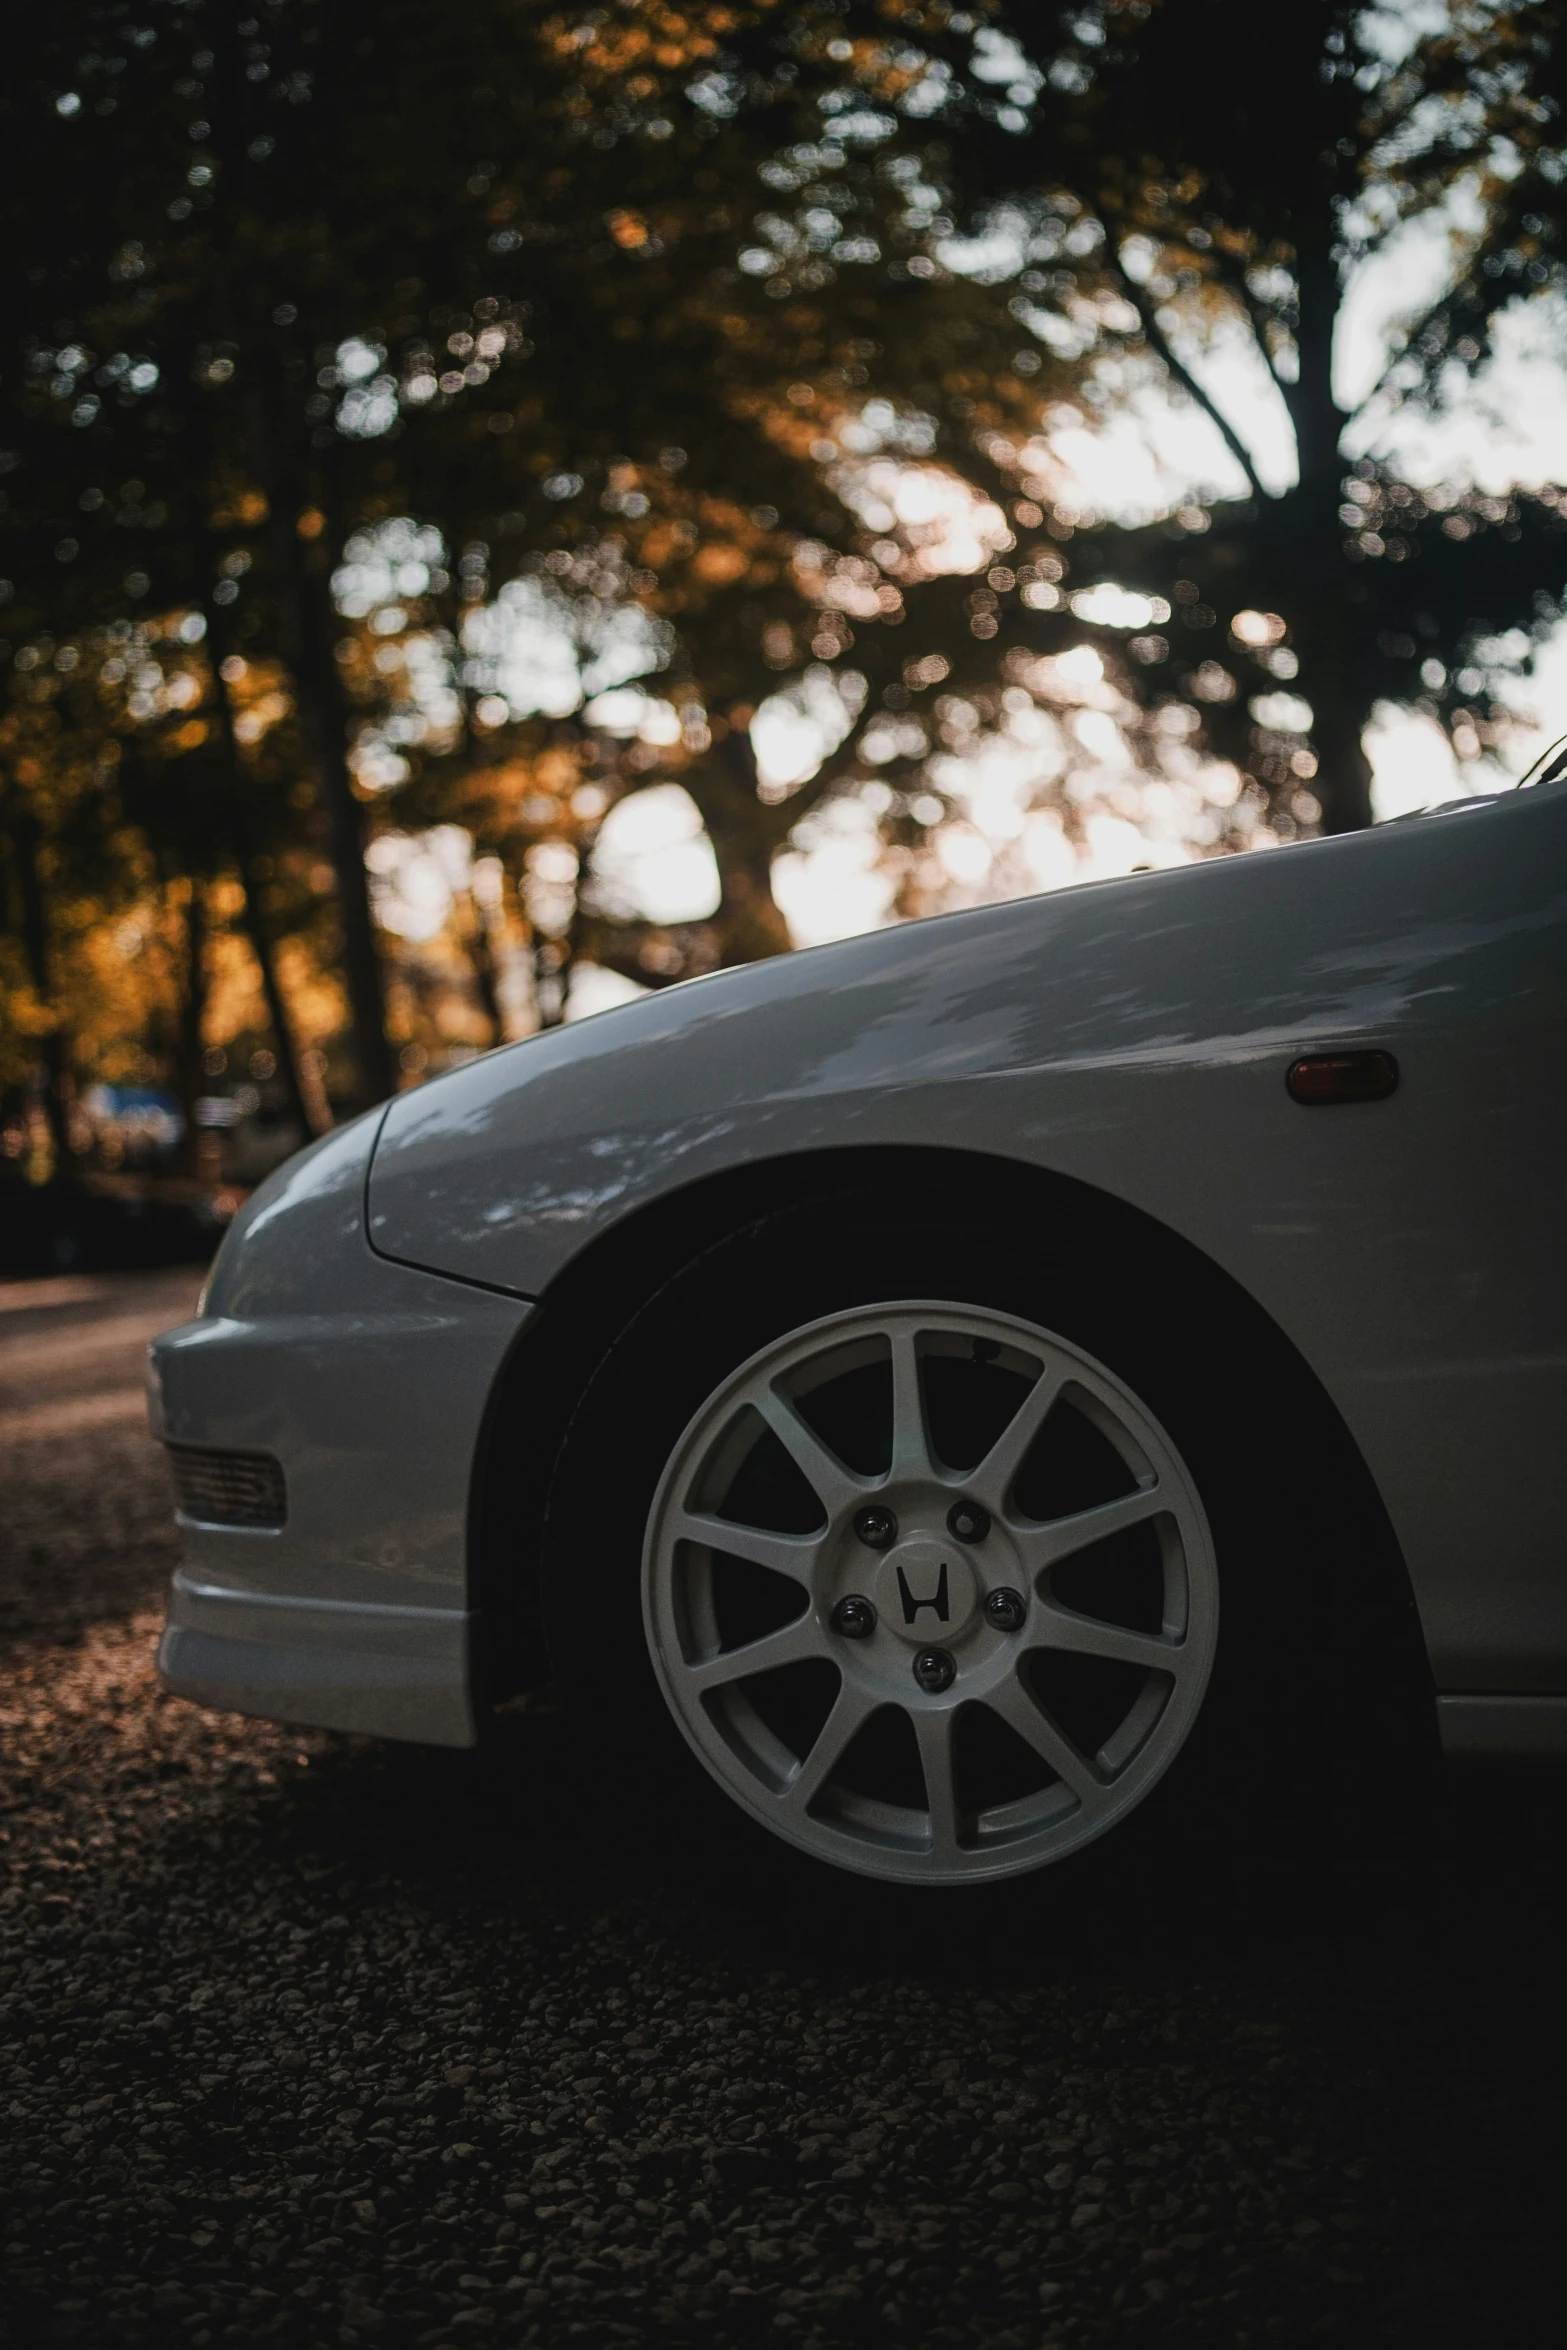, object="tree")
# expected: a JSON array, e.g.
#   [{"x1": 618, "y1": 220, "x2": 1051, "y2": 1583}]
[
  {"x1": 3, "y1": 3, "x2": 431, "y2": 1106},
  {"x1": 6, "y1": 0, "x2": 1562, "y2": 1129},
  {"x1": 909, "y1": 0, "x2": 1567, "y2": 830},
  {"x1": 359, "y1": 0, "x2": 1565, "y2": 971},
  {"x1": 244, "y1": 0, "x2": 1141, "y2": 985},
  {"x1": 290, "y1": 0, "x2": 1102, "y2": 977}
]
